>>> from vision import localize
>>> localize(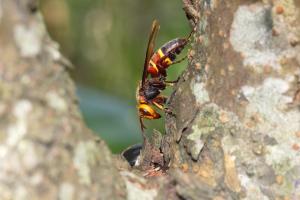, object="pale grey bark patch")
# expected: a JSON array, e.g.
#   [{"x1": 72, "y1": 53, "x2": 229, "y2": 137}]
[
  {"x1": 230, "y1": 4, "x2": 280, "y2": 70},
  {"x1": 58, "y1": 182, "x2": 75, "y2": 200},
  {"x1": 5, "y1": 100, "x2": 31, "y2": 147},
  {"x1": 46, "y1": 91, "x2": 67, "y2": 112},
  {"x1": 120, "y1": 171, "x2": 158, "y2": 200},
  {"x1": 191, "y1": 81, "x2": 210, "y2": 104},
  {"x1": 73, "y1": 141, "x2": 99, "y2": 185},
  {"x1": 14, "y1": 23, "x2": 43, "y2": 57}
]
